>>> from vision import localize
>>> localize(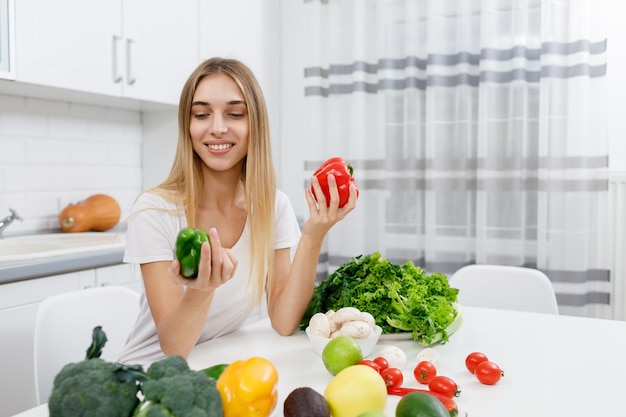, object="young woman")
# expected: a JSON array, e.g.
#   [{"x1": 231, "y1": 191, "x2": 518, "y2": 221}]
[{"x1": 118, "y1": 58, "x2": 357, "y2": 365}]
